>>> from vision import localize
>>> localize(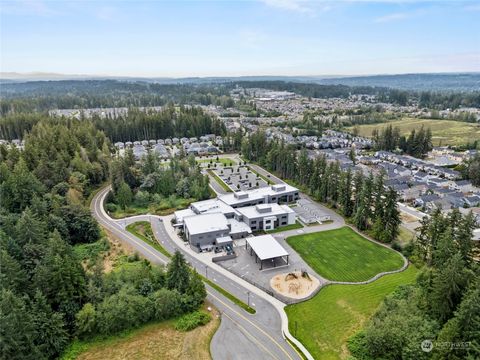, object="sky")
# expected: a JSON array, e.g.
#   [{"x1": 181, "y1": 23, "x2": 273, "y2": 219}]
[{"x1": 0, "y1": 0, "x2": 479, "y2": 77}]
